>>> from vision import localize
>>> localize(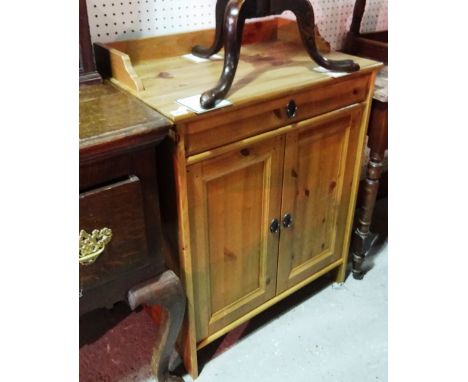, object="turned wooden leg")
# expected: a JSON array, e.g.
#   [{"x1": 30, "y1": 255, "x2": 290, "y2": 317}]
[
  {"x1": 351, "y1": 100, "x2": 388, "y2": 279},
  {"x1": 351, "y1": 162, "x2": 382, "y2": 279},
  {"x1": 286, "y1": 0, "x2": 360, "y2": 72},
  {"x1": 200, "y1": 0, "x2": 246, "y2": 109},
  {"x1": 128, "y1": 270, "x2": 186, "y2": 382},
  {"x1": 192, "y1": 0, "x2": 229, "y2": 58}
]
